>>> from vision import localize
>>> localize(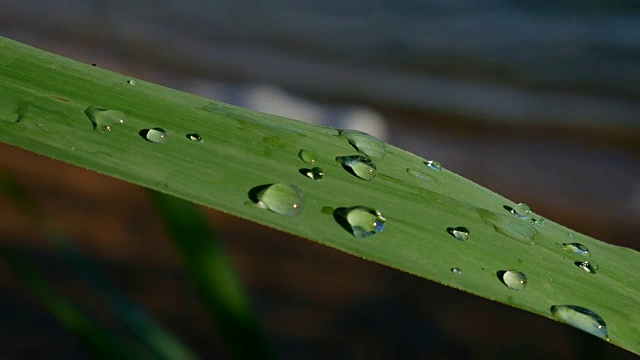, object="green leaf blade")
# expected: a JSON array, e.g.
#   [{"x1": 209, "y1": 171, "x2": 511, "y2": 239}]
[{"x1": 1, "y1": 36, "x2": 638, "y2": 355}]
